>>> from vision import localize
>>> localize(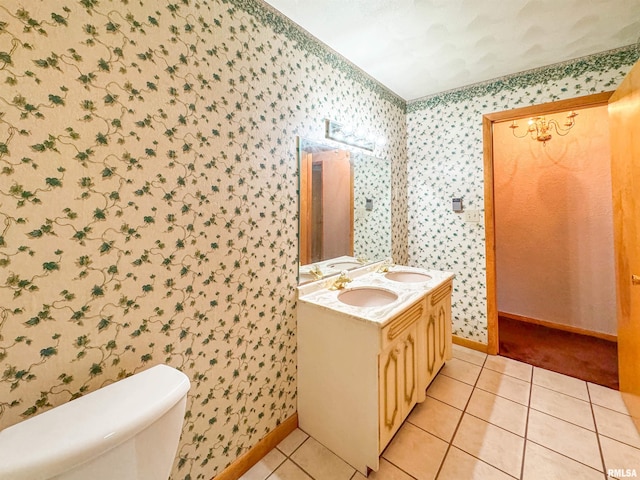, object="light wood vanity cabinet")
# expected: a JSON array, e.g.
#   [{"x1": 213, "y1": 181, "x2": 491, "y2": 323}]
[
  {"x1": 421, "y1": 281, "x2": 453, "y2": 390},
  {"x1": 297, "y1": 277, "x2": 453, "y2": 476},
  {"x1": 378, "y1": 307, "x2": 420, "y2": 448}
]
